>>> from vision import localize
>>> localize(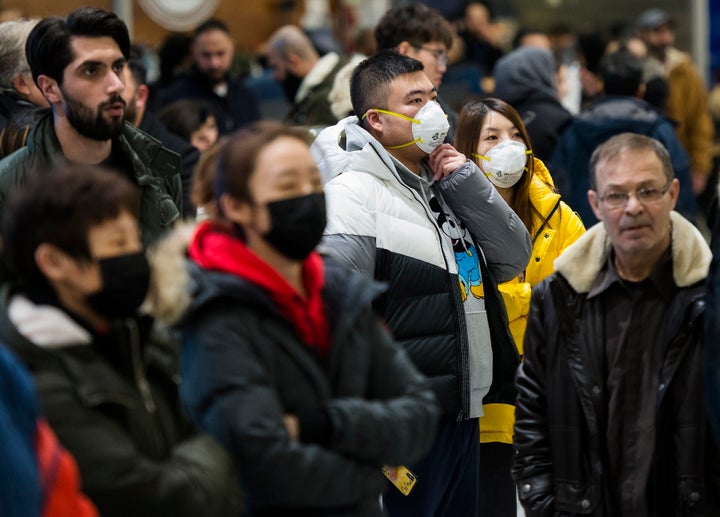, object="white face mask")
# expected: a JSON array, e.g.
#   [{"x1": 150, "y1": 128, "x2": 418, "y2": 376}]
[
  {"x1": 474, "y1": 140, "x2": 530, "y2": 188},
  {"x1": 365, "y1": 100, "x2": 450, "y2": 154}
]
